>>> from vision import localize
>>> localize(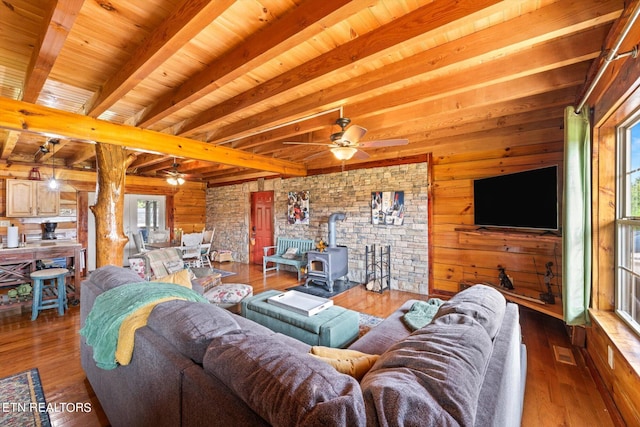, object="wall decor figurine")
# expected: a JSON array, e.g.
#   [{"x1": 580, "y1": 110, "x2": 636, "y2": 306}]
[
  {"x1": 288, "y1": 191, "x2": 310, "y2": 224},
  {"x1": 371, "y1": 191, "x2": 404, "y2": 225}
]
